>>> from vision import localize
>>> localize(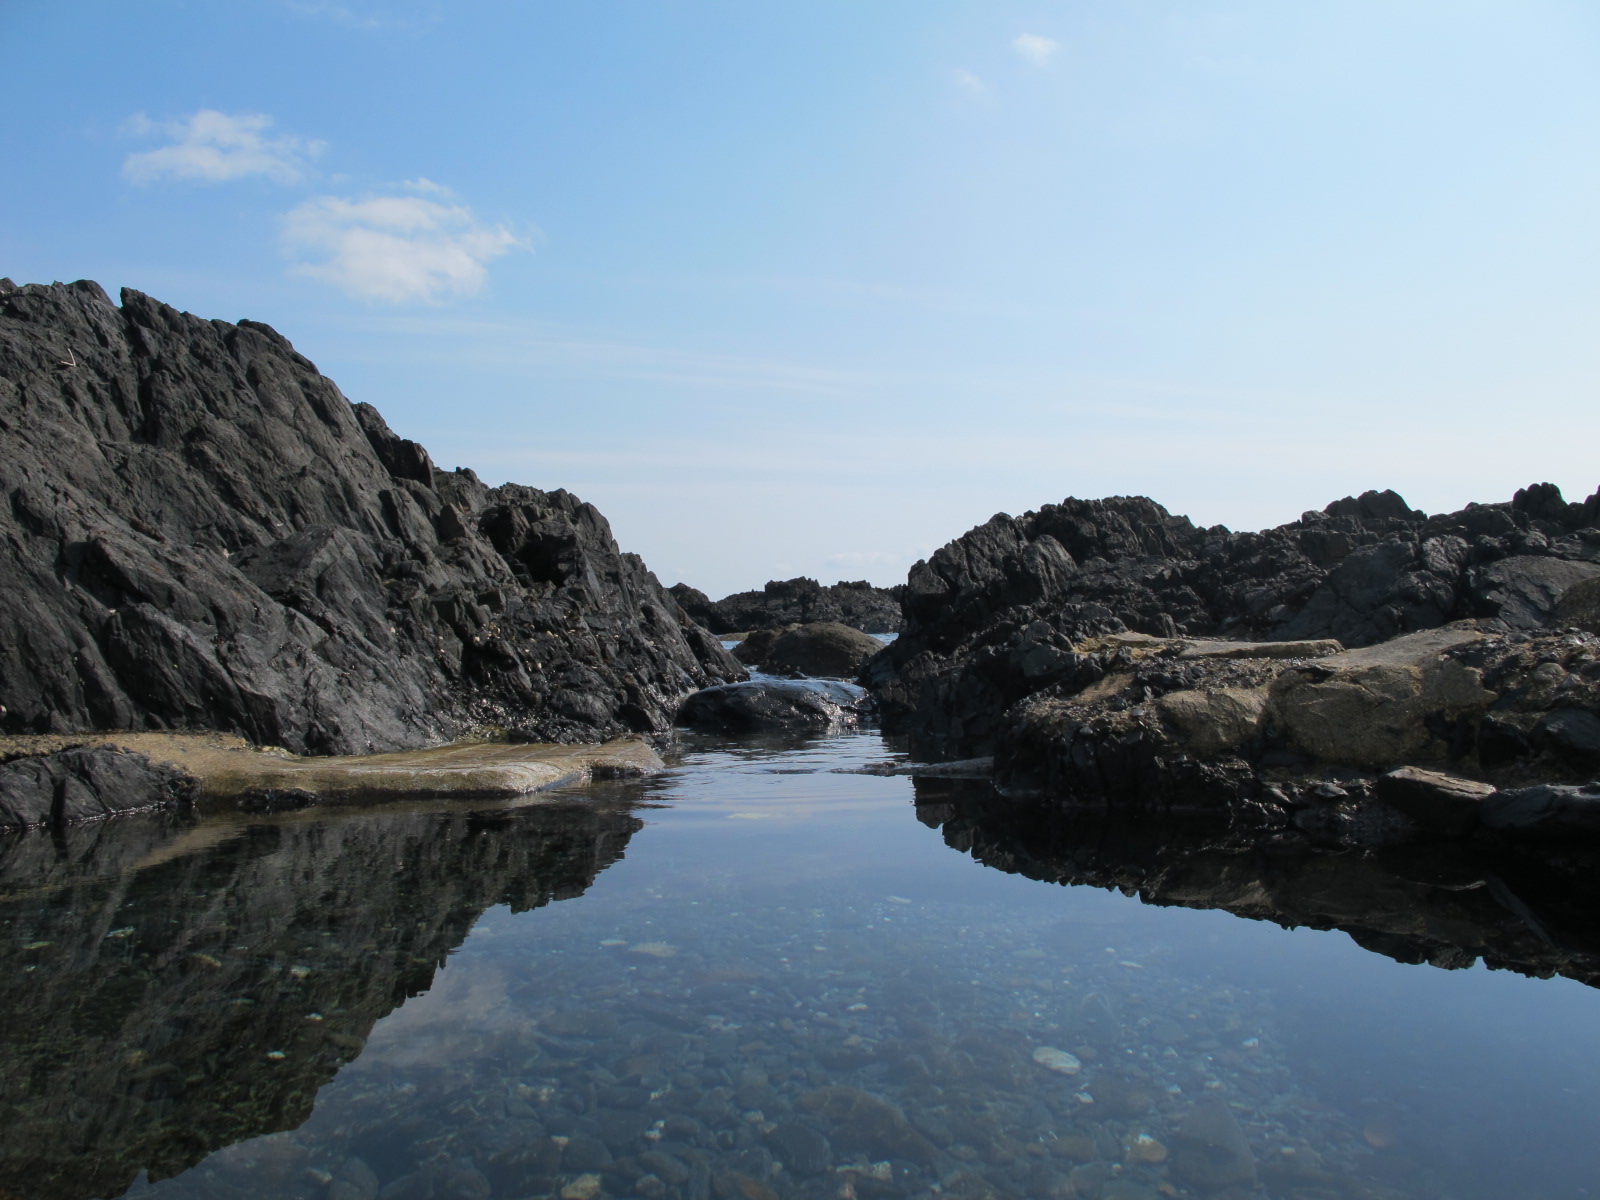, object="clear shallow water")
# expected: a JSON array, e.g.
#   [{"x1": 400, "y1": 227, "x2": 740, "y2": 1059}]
[{"x1": 2, "y1": 729, "x2": 1598, "y2": 1200}]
